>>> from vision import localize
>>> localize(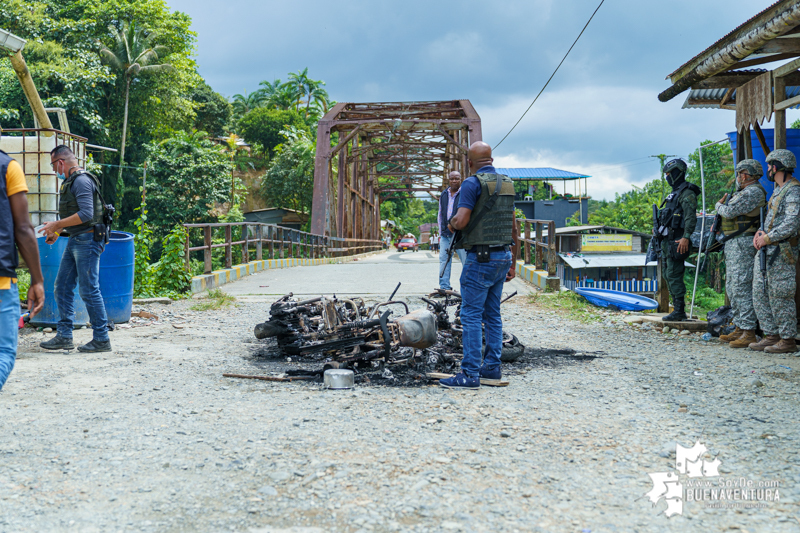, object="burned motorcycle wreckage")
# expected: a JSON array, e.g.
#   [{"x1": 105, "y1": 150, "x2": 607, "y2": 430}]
[{"x1": 253, "y1": 284, "x2": 523, "y2": 372}]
